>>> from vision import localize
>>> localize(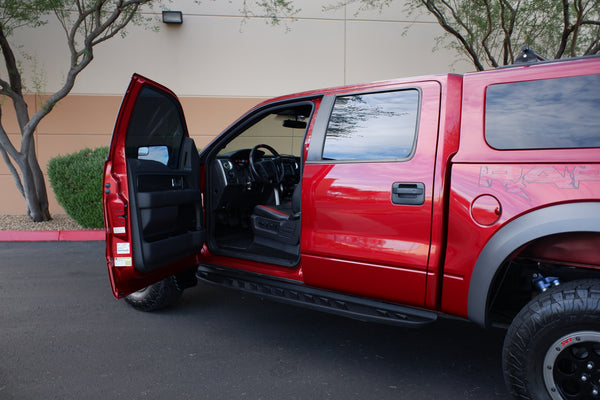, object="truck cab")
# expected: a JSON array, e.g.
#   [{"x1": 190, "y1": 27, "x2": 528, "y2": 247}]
[{"x1": 103, "y1": 73, "x2": 453, "y2": 319}]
